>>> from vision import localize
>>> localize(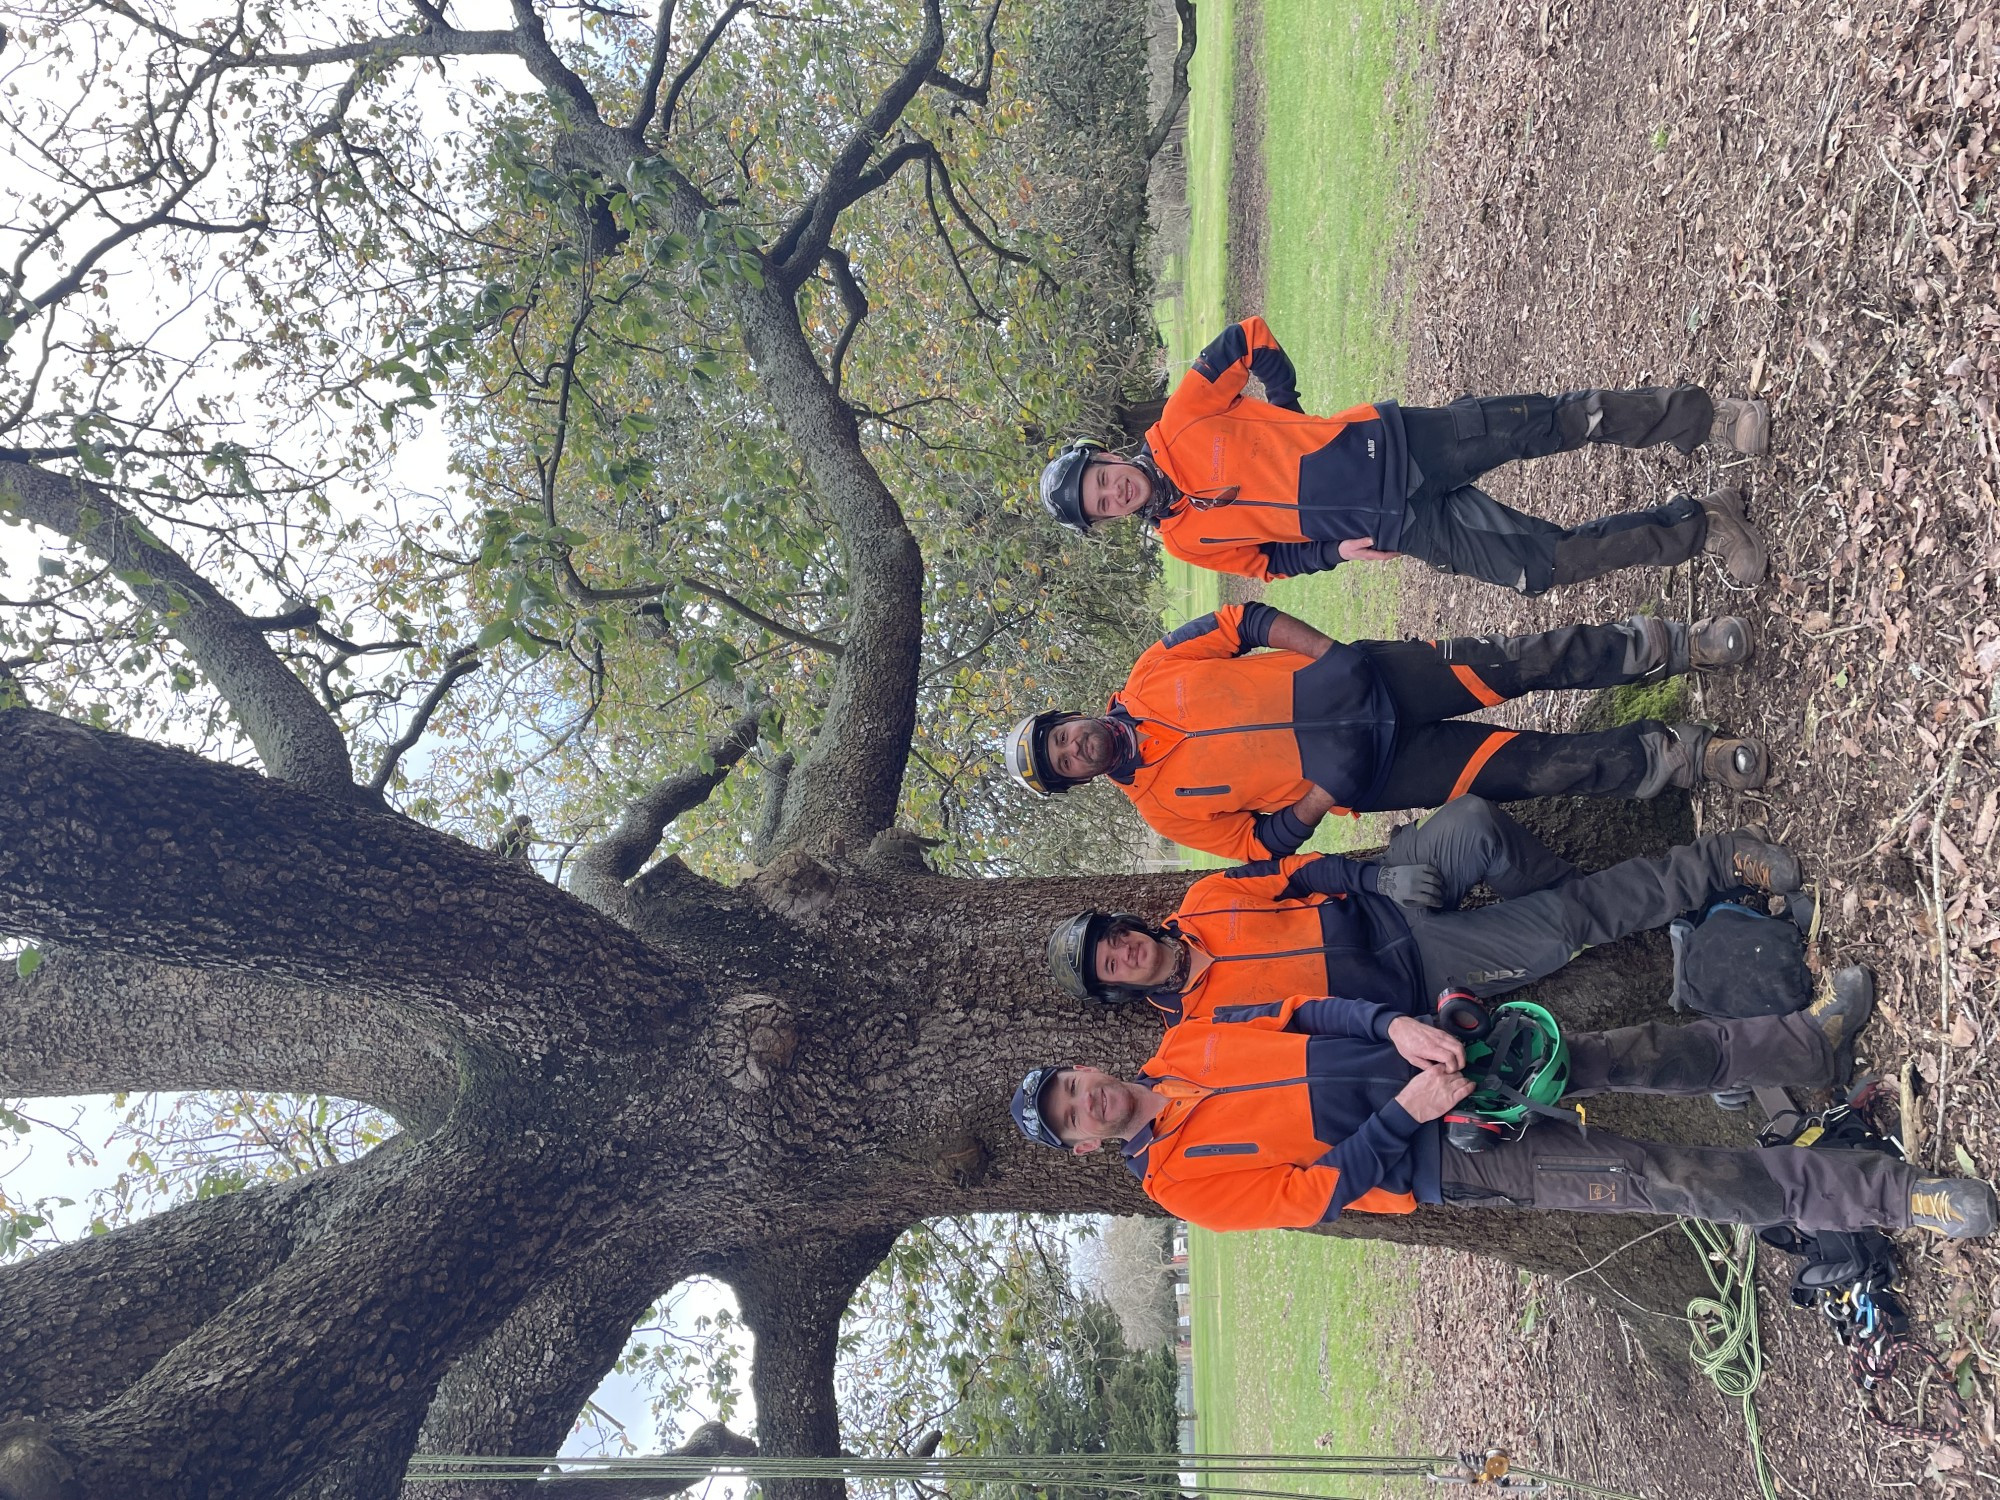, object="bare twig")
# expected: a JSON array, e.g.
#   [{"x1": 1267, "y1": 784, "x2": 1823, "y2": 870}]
[
  {"x1": 821, "y1": 248, "x2": 868, "y2": 395},
  {"x1": 368, "y1": 648, "x2": 484, "y2": 794},
  {"x1": 651, "y1": 0, "x2": 752, "y2": 143}
]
